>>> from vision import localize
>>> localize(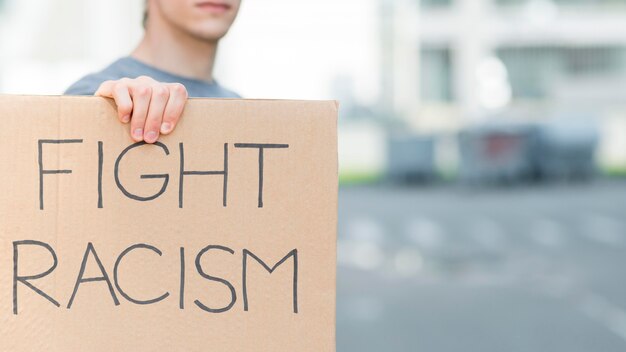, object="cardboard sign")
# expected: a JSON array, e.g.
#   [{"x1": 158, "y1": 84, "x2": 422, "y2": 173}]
[{"x1": 0, "y1": 96, "x2": 338, "y2": 351}]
